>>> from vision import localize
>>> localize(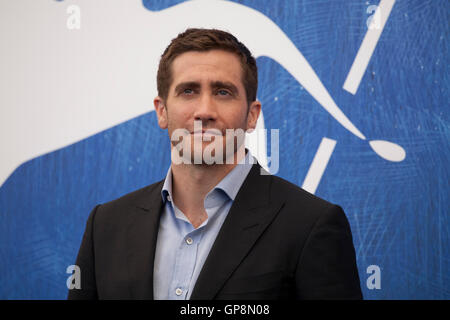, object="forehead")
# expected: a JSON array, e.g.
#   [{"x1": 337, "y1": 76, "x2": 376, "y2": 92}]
[{"x1": 170, "y1": 50, "x2": 244, "y2": 87}]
